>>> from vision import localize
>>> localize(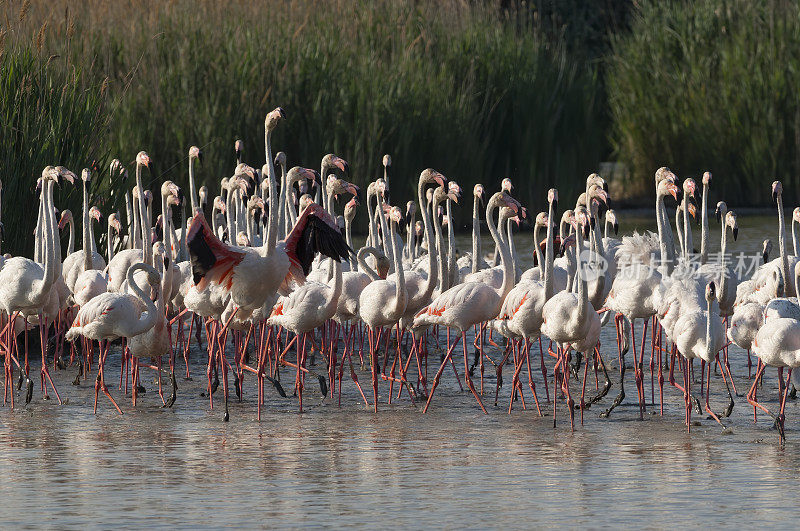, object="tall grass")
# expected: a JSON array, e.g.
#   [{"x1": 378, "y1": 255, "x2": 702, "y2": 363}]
[
  {"x1": 2, "y1": 0, "x2": 605, "y2": 239},
  {"x1": 0, "y1": 47, "x2": 109, "y2": 256},
  {"x1": 607, "y1": 0, "x2": 800, "y2": 203}
]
